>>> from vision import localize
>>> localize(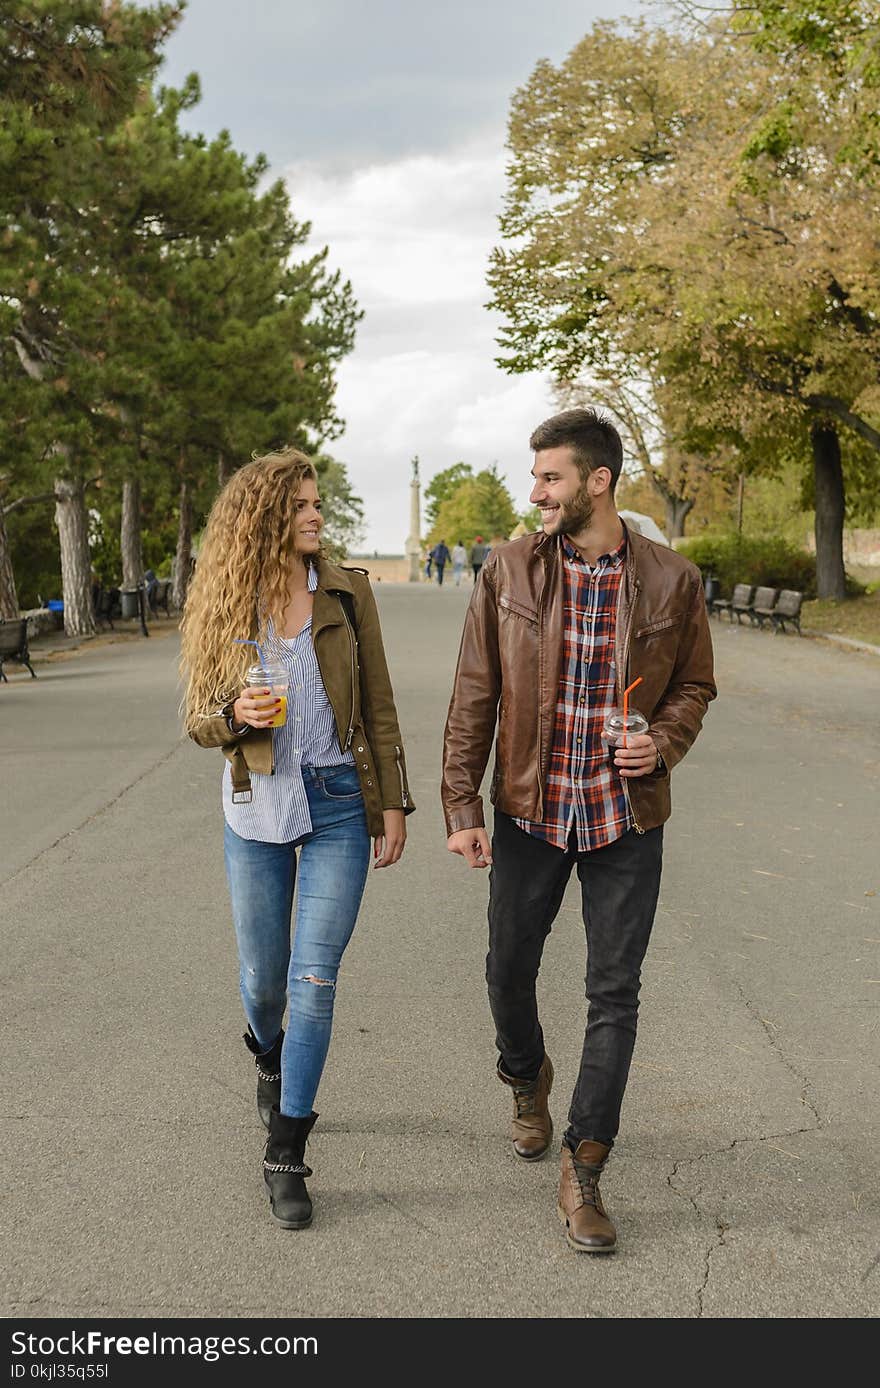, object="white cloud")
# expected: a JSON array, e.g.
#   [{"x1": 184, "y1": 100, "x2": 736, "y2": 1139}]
[{"x1": 285, "y1": 138, "x2": 557, "y2": 551}]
